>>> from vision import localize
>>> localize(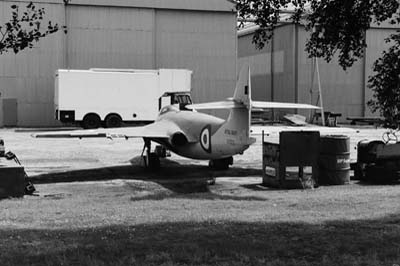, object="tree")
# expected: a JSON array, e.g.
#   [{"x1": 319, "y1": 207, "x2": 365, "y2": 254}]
[
  {"x1": 236, "y1": 0, "x2": 400, "y2": 70},
  {"x1": 0, "y1": 1, "x2": 65, "y2": 55},
  {"x1": 367, "y1": 34, "x2": 400, "y2": 129},
  {"x1": 235, "y1": 0, "x2": 400, "y2": 128}
]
